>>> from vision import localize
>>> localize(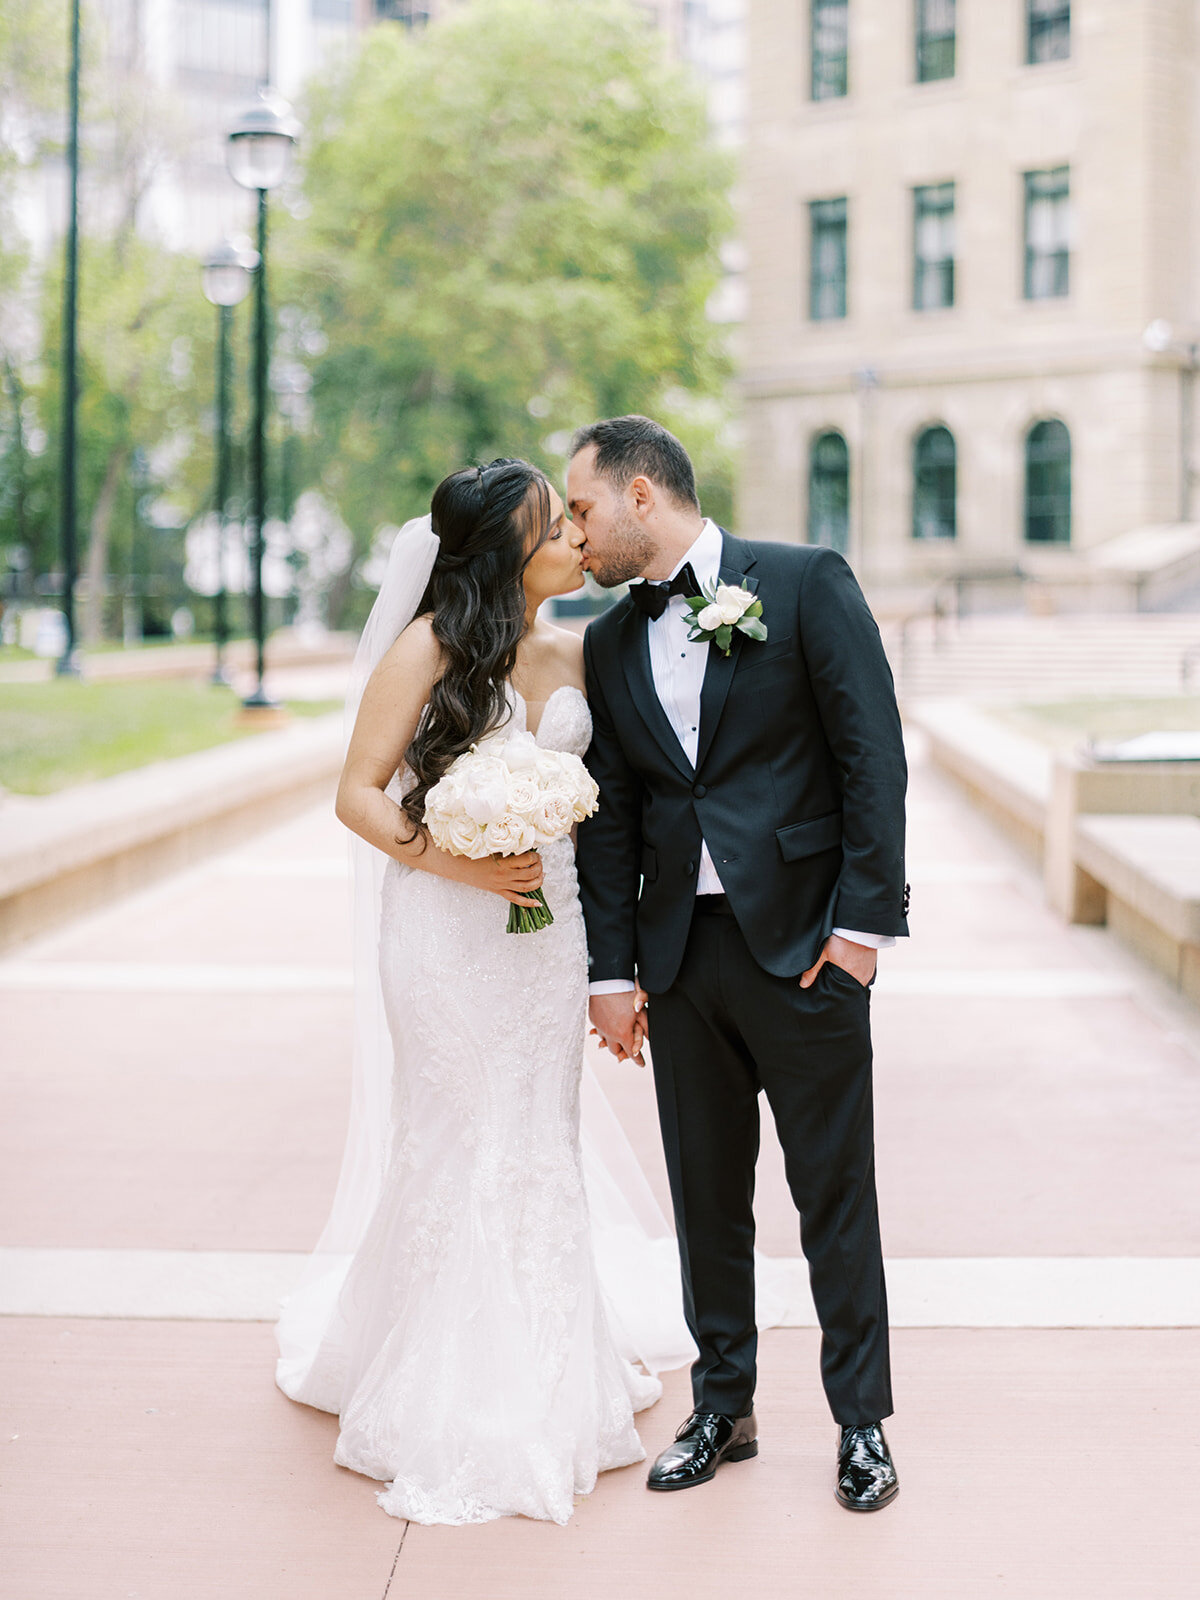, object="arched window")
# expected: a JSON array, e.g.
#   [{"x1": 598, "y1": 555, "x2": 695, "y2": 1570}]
[
  {"x1": 1024, "y1": 418, "x2": 1071, "y2": 543},
  {"x1": 912, "y1": 424, "x2": 957, "y2": 539},
  {"x1": 808, "y1": 430, "x2": 850, "y2": 553}
]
